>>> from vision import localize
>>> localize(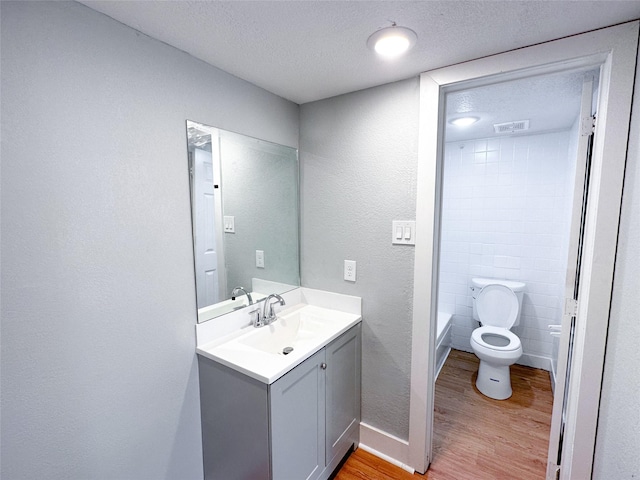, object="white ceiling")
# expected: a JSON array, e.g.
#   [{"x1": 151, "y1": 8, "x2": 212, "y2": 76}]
[
  {"x1": 445, "y1": 67, "x2": 600, "y2": 142},
  {"x1": 79, "y1": 1, "x2": 640, "y2": 105}
]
